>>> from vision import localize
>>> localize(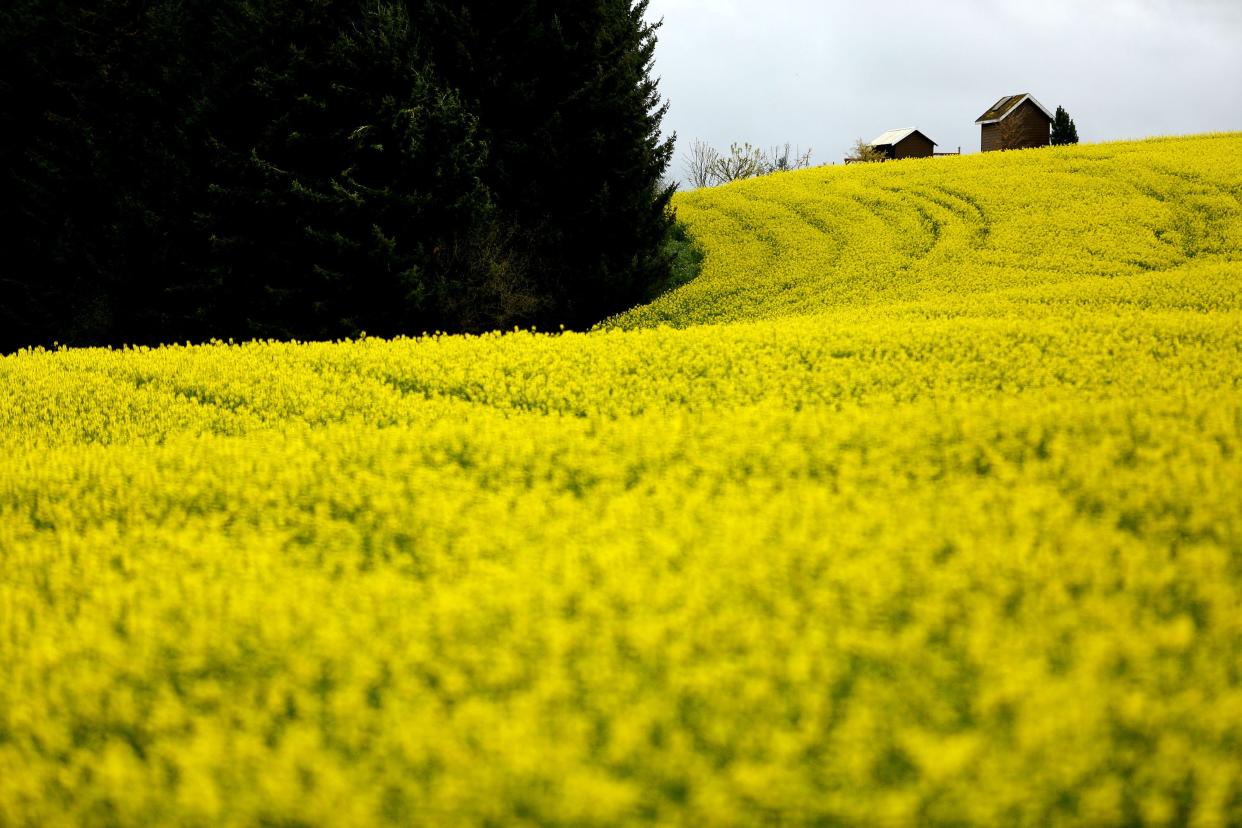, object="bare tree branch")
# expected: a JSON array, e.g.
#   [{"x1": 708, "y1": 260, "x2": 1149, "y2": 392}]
[
  {"x1": 683, "y1": 139, "x2": 720, "y2": 189},
  {"x1": 999, "y1": 115, "x2": 1023, "y2": 151},
  {"x1": 765, "y1": 143, "x2": 813, "y2": 173},
  {"x1": 712, "y1": 142, "x2": 765, "y2": 183},
  {"x1": 684, "y1": 139, "x2": 815, "y2": 187}
]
